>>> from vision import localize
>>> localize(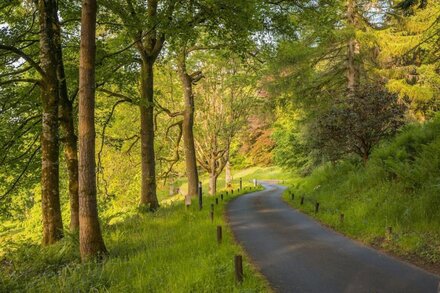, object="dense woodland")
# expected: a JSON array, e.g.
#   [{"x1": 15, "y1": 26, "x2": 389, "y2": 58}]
[{"x1": 0, "y1": 0, "x2": 439, "y2": 291}]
